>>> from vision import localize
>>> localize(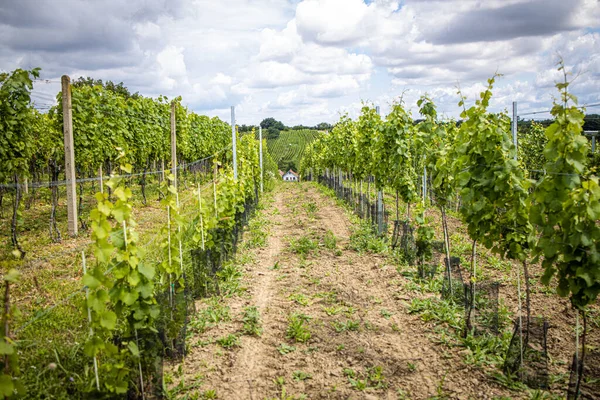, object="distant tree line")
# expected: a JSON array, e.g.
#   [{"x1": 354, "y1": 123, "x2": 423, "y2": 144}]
[
  {"x1": 238, "y1": 118, "x2": 333, "y2": 139},
  {"x1": 518, "y1": 114, "x2": 599, "y2": 131},
  {"x1": 72, "y1": 77, "x2": 140, "y2": 100}
]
